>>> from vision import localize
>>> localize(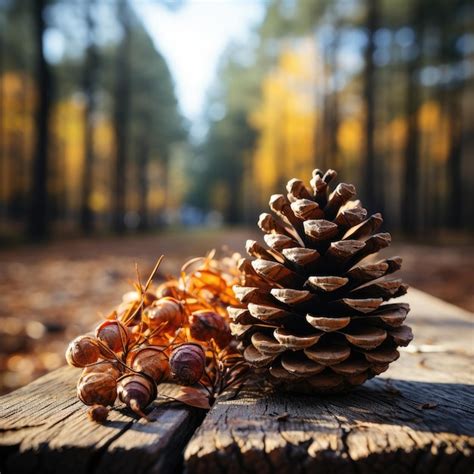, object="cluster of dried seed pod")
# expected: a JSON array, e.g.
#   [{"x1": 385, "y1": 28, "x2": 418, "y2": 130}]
[
  {"x1": 169, "y1": 343, "x2": 206, "y2": 385},
  {"x1": 117, "y1": 373, "x2": 157, "y2": 419},
  {"x1": 126, "y1": 346, "x2": 169, "y2": 383},
  {"x1": 66, "y1": 253, "x2": 248, "y2": 421},
  {"x1": 66, "y1": 335, "x2": 102, "y2": 368}
]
